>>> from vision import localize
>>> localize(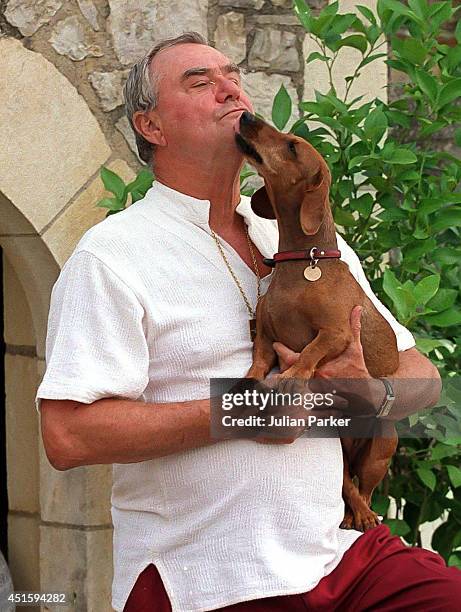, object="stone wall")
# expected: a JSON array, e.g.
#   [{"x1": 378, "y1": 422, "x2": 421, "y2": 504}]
[{"x1": 0, "y1": 1, "x2": 391, "y2": 610}]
